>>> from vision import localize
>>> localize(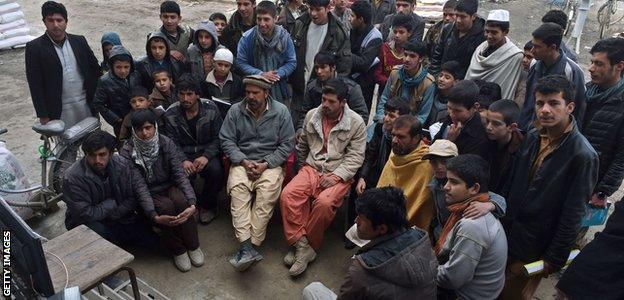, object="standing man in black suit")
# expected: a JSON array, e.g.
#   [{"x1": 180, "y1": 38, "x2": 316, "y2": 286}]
[{"x1": 25, "y1": 1, "x2": 101, "y2": 128}]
